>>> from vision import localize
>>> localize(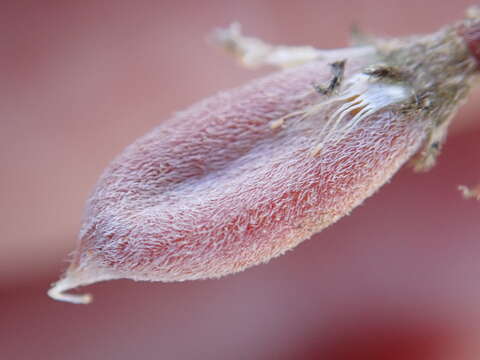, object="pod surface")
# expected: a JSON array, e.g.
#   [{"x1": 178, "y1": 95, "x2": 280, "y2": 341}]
[{"x1": 72, "y1": 55, "x2": 427, "y2": 284}]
